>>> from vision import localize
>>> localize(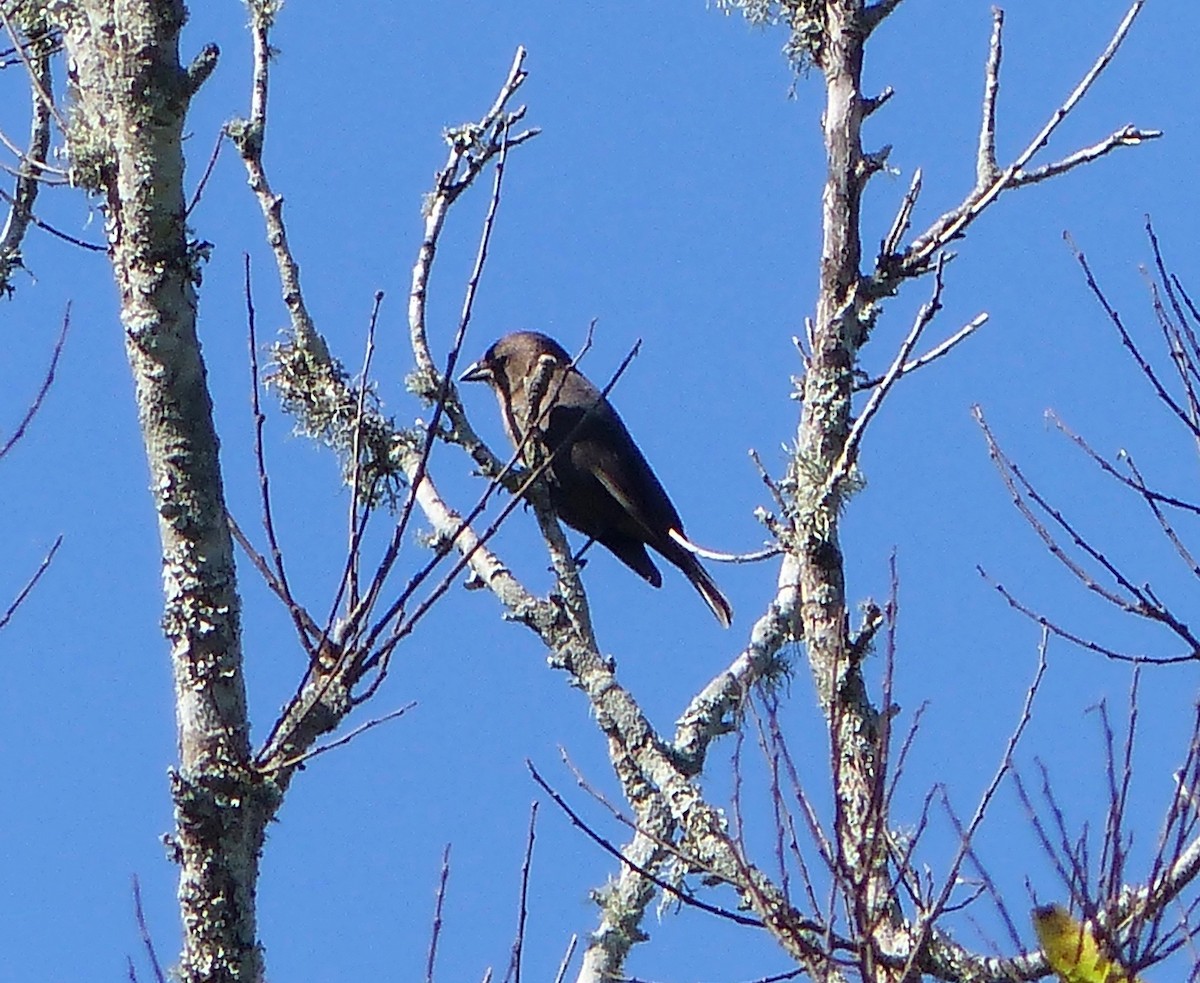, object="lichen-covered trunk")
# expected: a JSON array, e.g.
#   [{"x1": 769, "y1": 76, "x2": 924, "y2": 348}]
[
  {"x1": 58, "y1": 3, "x2": 270, "y2": 980},
  {"x1": 799, "y1": 2, "x2": 903, "y2": 978}
]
